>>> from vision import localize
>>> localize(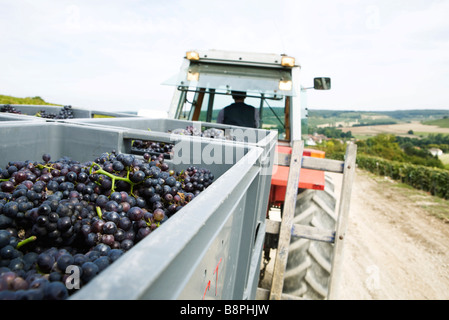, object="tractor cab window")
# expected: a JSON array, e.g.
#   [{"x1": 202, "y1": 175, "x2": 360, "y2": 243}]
[
  {"x1": 164, "y1": 61, "x2": 294, "y2": 141},
  {"x1": 173, "y1": 88, "x2": 290, "y2": 141}
]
